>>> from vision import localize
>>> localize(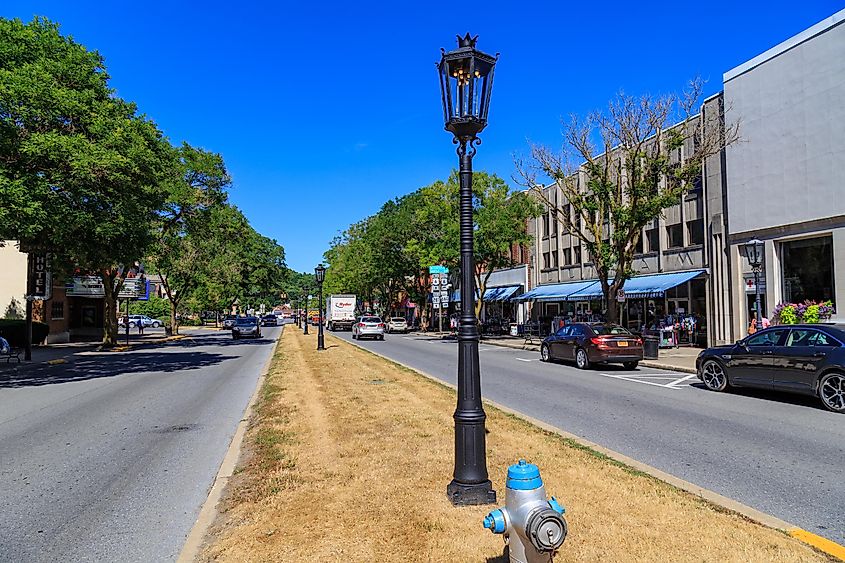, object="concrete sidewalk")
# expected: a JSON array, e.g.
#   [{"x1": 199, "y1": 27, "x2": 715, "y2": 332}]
[{"x1": 480, "y1": 334, "x2": 700, "y2": 374}]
